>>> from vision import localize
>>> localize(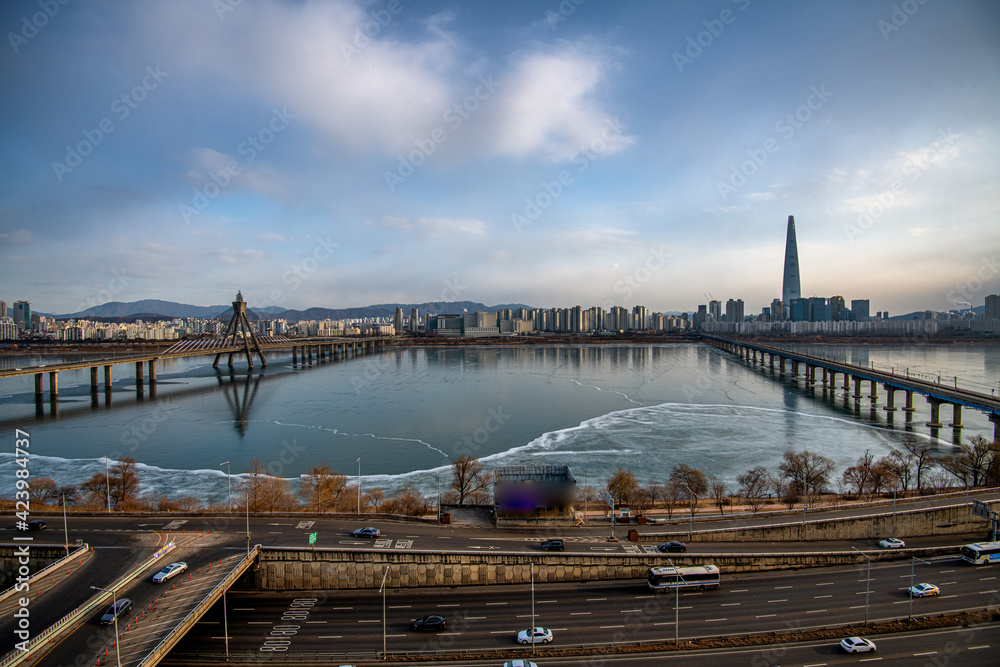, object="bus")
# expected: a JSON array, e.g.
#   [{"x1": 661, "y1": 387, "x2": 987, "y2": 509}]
[
  {"x1": 960, "y1": 541, "x2": 1000, "y2": 565},
  {"x1": 647, "y1": 564, "x2": 721, "y2": 591}
]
